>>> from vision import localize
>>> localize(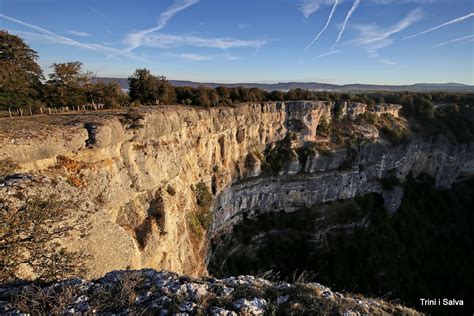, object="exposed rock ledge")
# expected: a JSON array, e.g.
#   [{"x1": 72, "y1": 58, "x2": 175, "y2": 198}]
[
  {"x1": 0, "y1": 269, "x2": 421, "y2": 315},
  {"x1": 0, "y1": 102, "x2": 473, "y2": 281}
]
